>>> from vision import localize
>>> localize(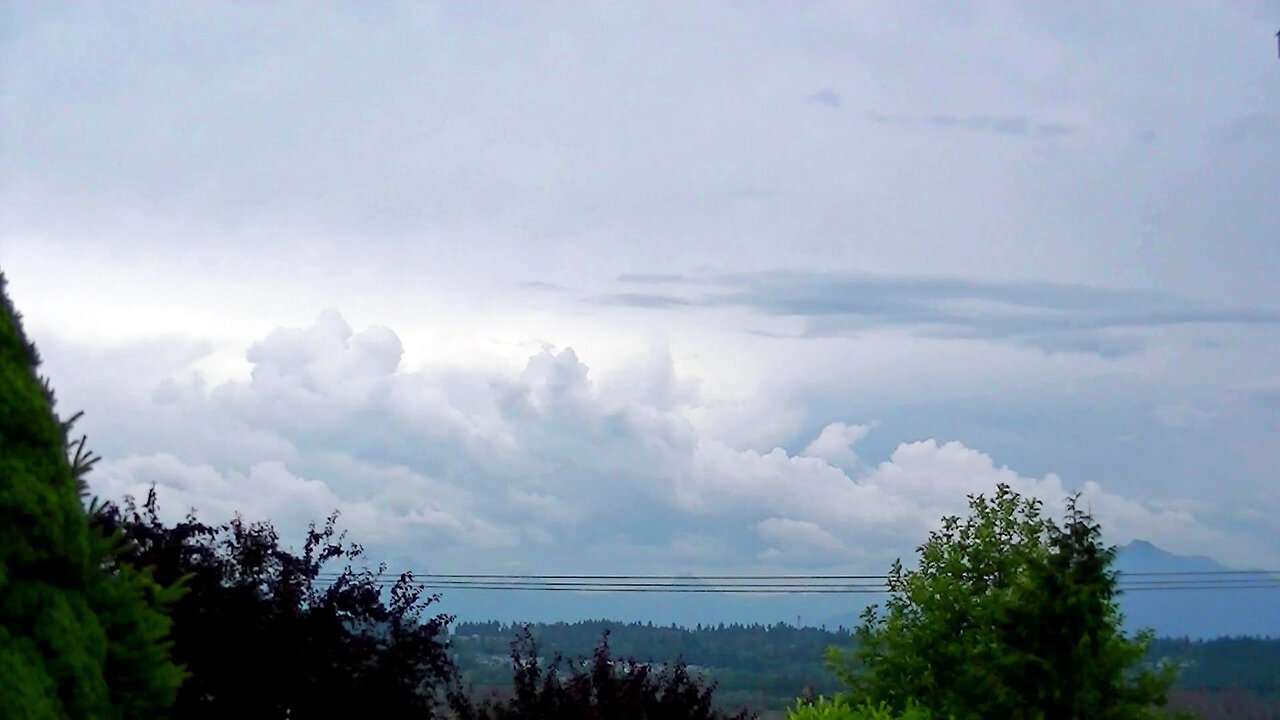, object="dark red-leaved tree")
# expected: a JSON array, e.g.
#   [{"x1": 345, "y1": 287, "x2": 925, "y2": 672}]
[
  {"x1": 94, "y1": 490, "x2": 457, "y2": 719},
  {"x1": 450, "y1": 627, "x2": 755, "y2": 720}
]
